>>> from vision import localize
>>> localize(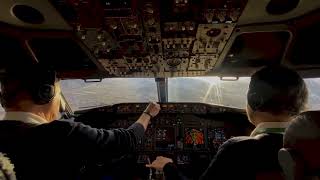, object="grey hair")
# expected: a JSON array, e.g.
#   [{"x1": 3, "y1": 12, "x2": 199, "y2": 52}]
[{"x1": 284, "y1": 111, "x2": 320, "y2": 147}]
